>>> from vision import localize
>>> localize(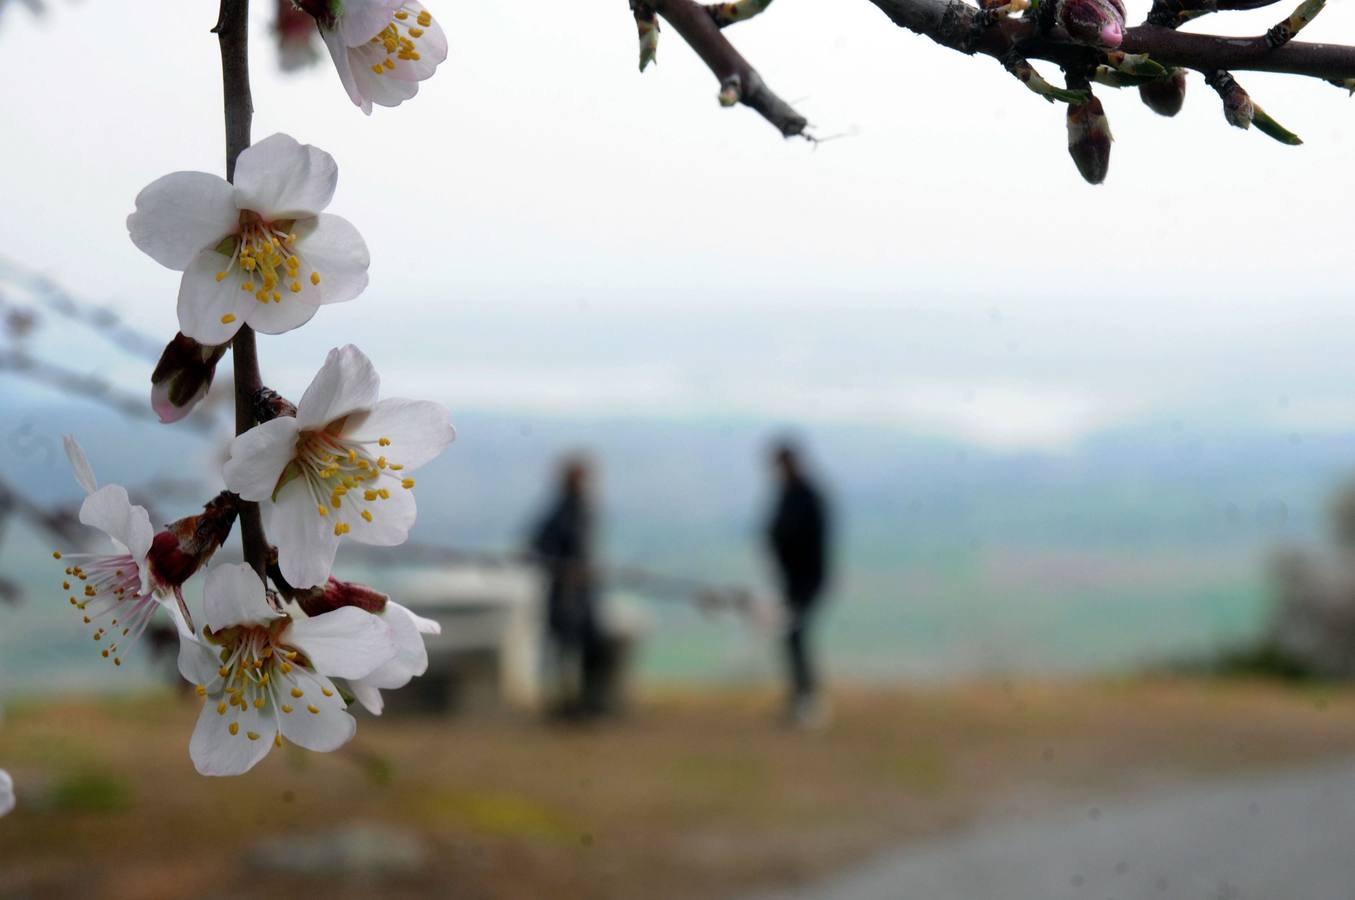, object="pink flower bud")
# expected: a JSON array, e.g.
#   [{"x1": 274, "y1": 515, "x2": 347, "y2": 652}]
[
  {"x1": 275, "y1": 0, "x2": 321, "y2": 72},
  {"x1": 291, "y1": 577, "x2": 390, "y2": 618},
  {"x1": 147, "y1": 493, "x2": 239, "y2": 593},
  {"x1": 1139, "y1": 68, "x2": 1188, "y2": 117},
  {"x1": 150, "y1": 333, "x2": 227, "y2": 424},
  {"x1": 1058, "y1": 0, "x2": 1126, "y2": 48},
  {"x1": 1067, "y1": 95, "x2": 1113, "y2": 185}
]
